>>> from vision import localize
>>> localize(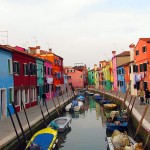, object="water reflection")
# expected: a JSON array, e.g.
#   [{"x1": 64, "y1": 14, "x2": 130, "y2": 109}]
[{"x1": 56, "y1": 96, "x2": 108, "y2": 150}]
